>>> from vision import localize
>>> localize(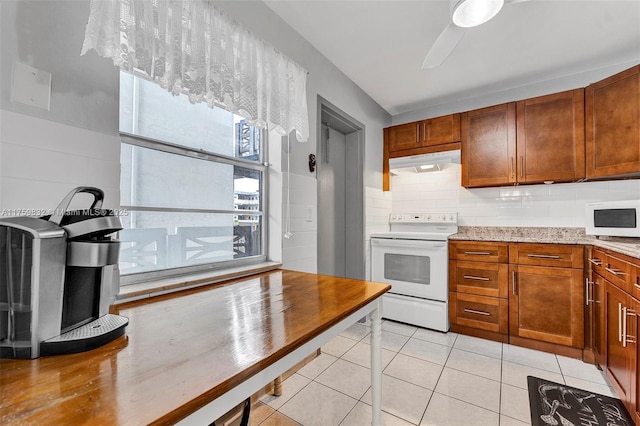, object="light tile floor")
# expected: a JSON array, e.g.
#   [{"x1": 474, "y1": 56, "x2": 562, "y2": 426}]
[{"x1": 251, "y1": 320, "x2": 615, "y2": 426}]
